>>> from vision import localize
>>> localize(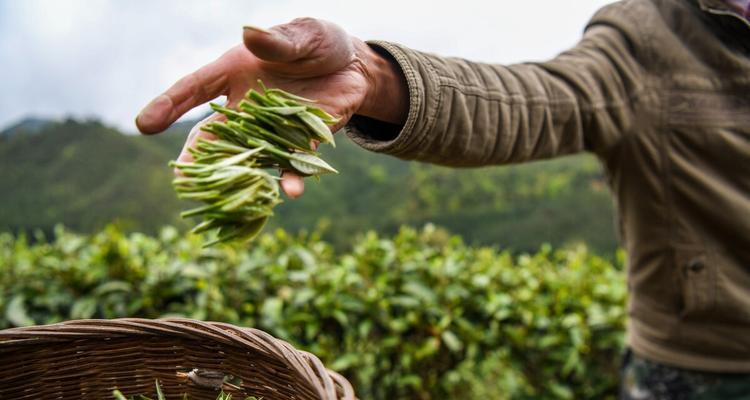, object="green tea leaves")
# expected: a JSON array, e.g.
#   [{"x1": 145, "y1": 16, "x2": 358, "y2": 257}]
[
  {"x1": 297, "y1": 111, "x2": 335, "y2": 147},
  {"x1": 171, "y1": 82, "x2": 338, "y2": 246},
  {"x1": 289, "y1": 153, "x2": 339, "y2": 176}
]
